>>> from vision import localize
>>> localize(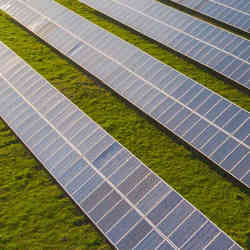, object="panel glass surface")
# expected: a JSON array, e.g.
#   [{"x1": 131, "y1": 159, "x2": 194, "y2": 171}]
[
  {"x1": 0, "y1": 42, "x2": 243, "y2": 249},
  {"x1": 80, "y1": 0, "x2": 250, "y2": 90}
]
